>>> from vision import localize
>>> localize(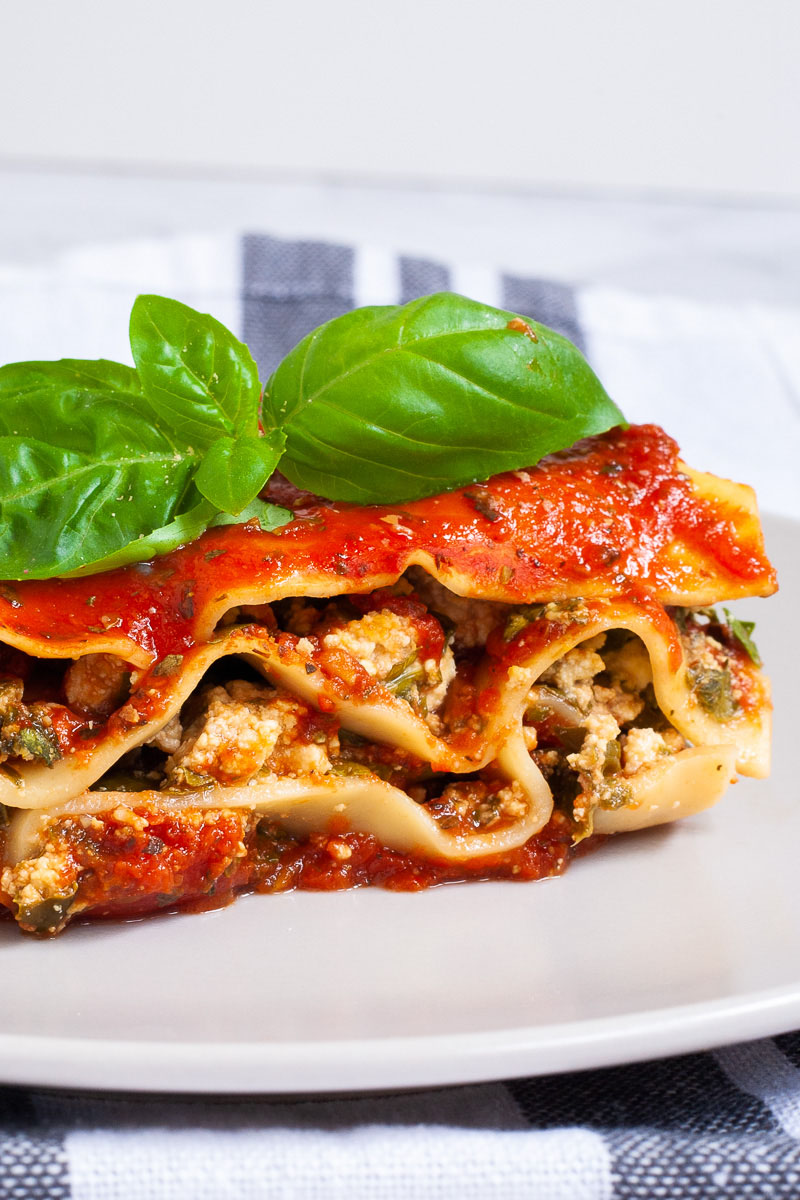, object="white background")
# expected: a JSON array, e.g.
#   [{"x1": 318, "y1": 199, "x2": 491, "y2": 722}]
[{"x1": 1, "y1": 0, "x2": 798, "y2": 200}]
